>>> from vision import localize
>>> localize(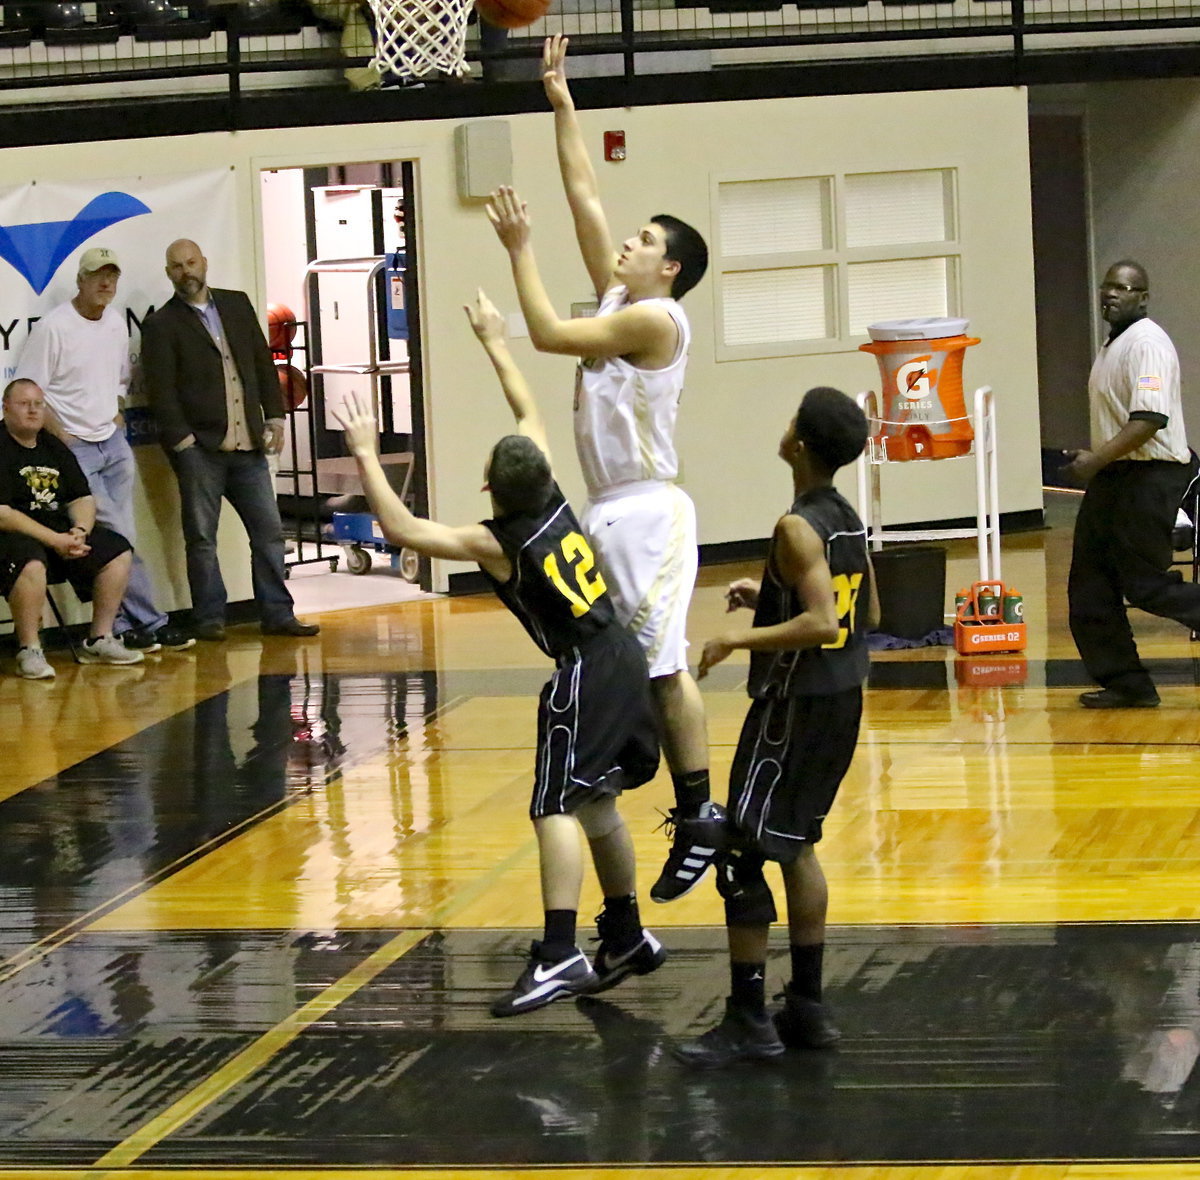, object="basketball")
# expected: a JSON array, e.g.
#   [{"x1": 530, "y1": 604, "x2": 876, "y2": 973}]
[
  {"x1": 277, "y1": 363, "x2": 308, "y2": 410},
  {"x1": 267, "y1": 303, "x2": 298, "y2": 357},
  {"x1": 475, "y1": 0, "x2": 551, "y2": 29}
]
